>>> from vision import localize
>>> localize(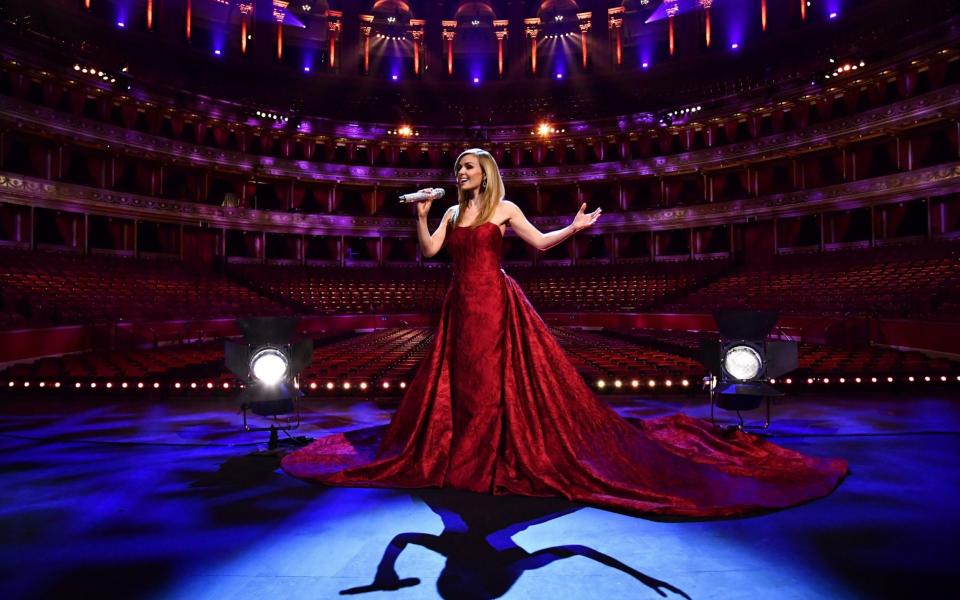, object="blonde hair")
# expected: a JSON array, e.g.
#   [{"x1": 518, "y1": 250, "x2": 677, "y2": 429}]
[{"x1": 452, "y1": 148, "x2": 505, "y2": 228}]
